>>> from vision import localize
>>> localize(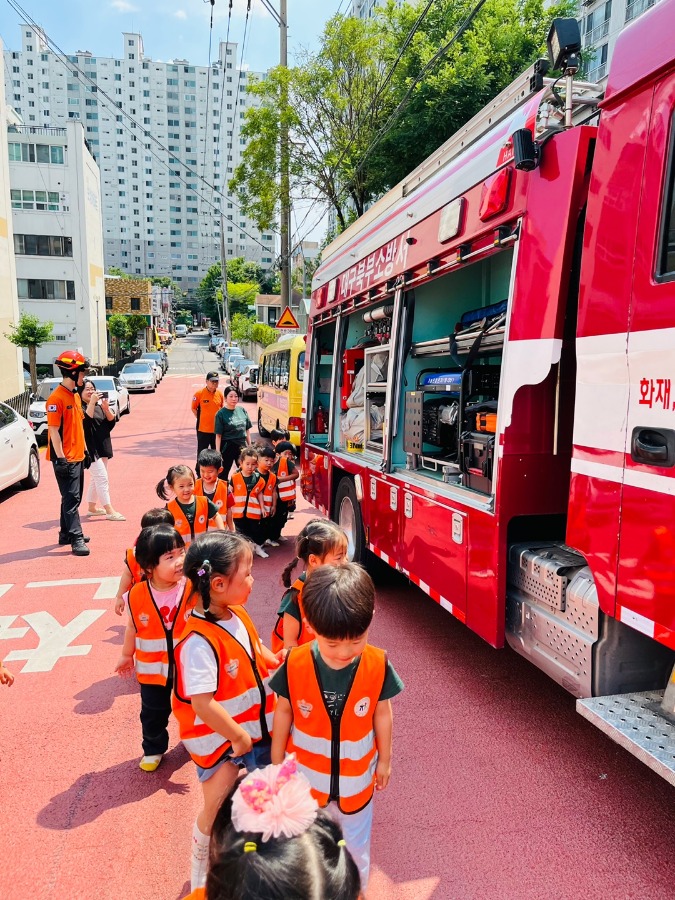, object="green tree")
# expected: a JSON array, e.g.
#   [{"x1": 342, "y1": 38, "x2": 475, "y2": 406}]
[
  {"x1": 231, "y1": 312, "x2": 254, "y2": 344},
  {"x1": 126, "y1": 314, "x2": 150, "y2": 344},
  {"x1": 228, "y1": 282, "x2": 259, "y2": 317},
  {"x1": 229, "y1": 14, "x2": 391, "y2": 232},
  {"x1": 5, "y1": 312, "x2": 54, "y2": 393},
  {"x1": 107, "y1": 266, "x2": 131, "y2": 279},
  {"x1": 251, "y1": 323, "x2": 278, "y2": 348},
  {"x1": 368, "y1": 0, "x2": 573, "y2": 192},
  {"x1": 175, "y1": 309, "x2": 193, "y2": 327},
  {"x1": 107, "y1": 313, "x2": 131, "y2": 358}
]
